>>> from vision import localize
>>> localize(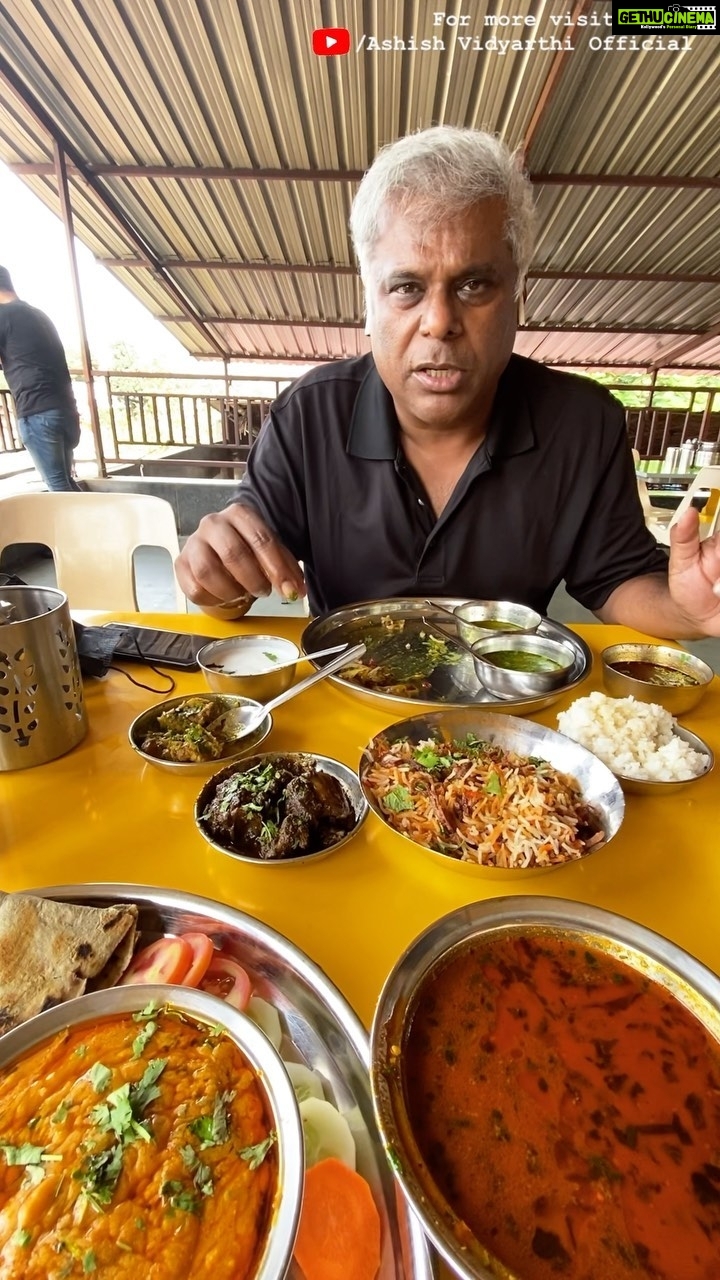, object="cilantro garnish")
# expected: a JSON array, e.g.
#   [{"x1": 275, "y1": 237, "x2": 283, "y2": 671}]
[
  {"x1": 485, "y1": 771, "x2": 503, "y2": 796},
  {"x1": 239, "y1": 1130, "x2": 276, "y2": 1170},
  {"x1": 263, "y1": 651, "x2": 279, "y2": 663},
  {"x1": 132, "y1": 1001, "x2": 160, "y2": 1022},
  {"x1": 83, "y1": 1249, "x2": 97, "y2": 1273},
  {"x1": 12, "y1": 1228, "x2": 31, "y2": 1247},
  {"x1": 74, "y1": 1143, "x2": 124, "y2": 1209},
  {"x1": 90, "y1": 1059, "x2": 167, "y2": 1146},
  {"x1": 1, "y1": 1143, "x2": 48, "y2": 1167},
  {"x1": 383, "y1": 785, "x2": 414, "y2": 813},
  {"x1": 188, "y1": 1091, "x2": 234, "y2": 1149},
  {"x1": 87, "y1": 1062, "x2": 112, "y2": 1094},
  {"x1": 52, "y1": 1101, "x2": 71, "y2": 1124},
  {"x1": 161, "y1": 1179, "x2": 201, "y2": 1215},
  {"x1": 132, "y1": 1020, "x2": 158, "y2": 1058}
]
